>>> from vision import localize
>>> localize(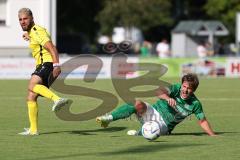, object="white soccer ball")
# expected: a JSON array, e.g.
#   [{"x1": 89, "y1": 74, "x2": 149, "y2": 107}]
[{"x1": 142, "y1": 121, "x2": 160, "y2": 140}]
